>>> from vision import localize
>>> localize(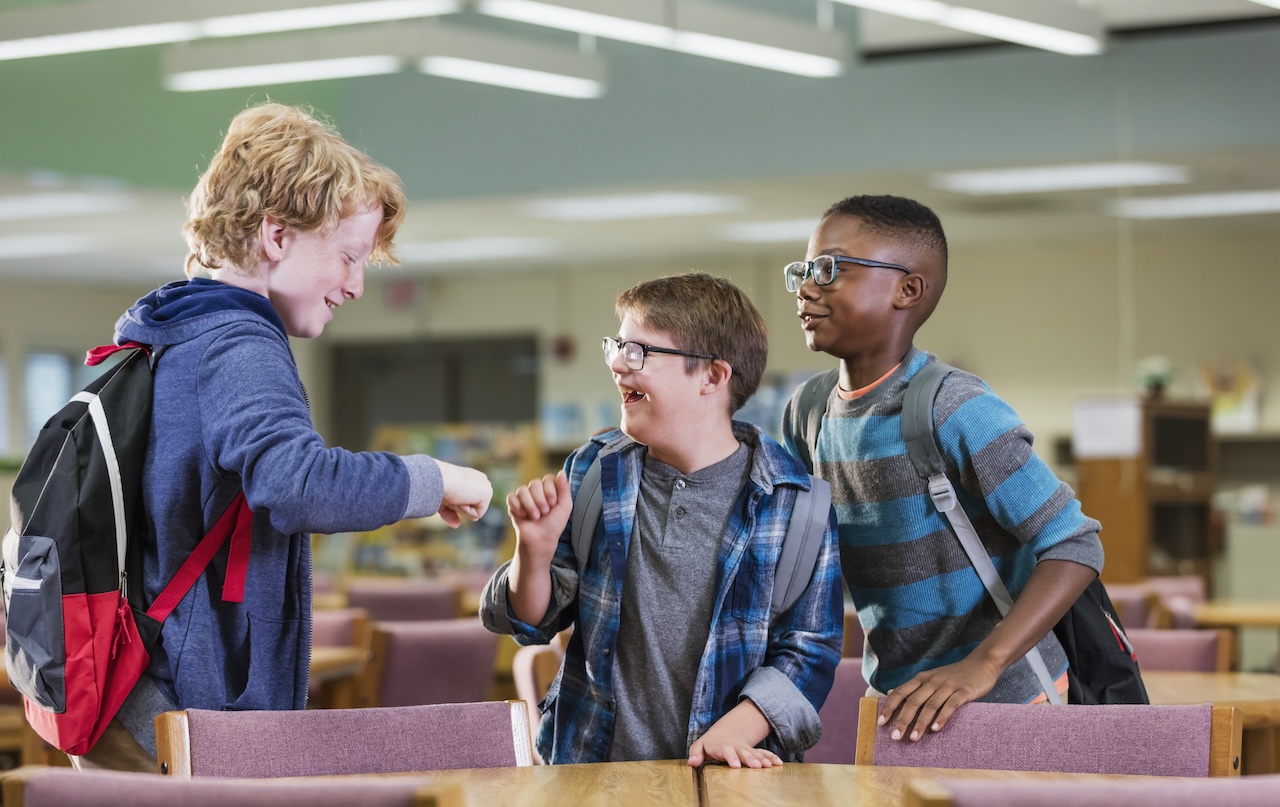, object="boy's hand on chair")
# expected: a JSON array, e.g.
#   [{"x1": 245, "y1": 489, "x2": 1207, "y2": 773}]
[
  {"x1": 436, "y1": 460, "x2": 494, "y2": 528},
  {"x1": 878, "y1": 655, "x2": 1001, "y2": 742},
  {"x1": 507, "y1": 471, "x2": 572, "y2": 567}
]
